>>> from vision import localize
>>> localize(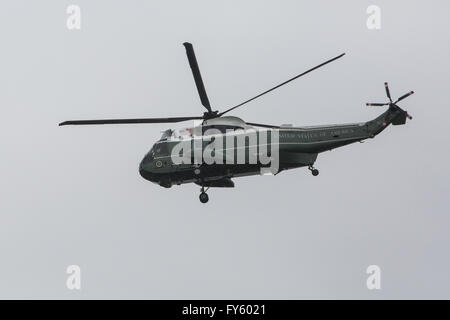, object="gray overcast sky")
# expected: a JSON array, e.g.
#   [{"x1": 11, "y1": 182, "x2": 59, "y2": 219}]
[{"x1": 0, "y1": 0, "x2": 449, "y2": 299}]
